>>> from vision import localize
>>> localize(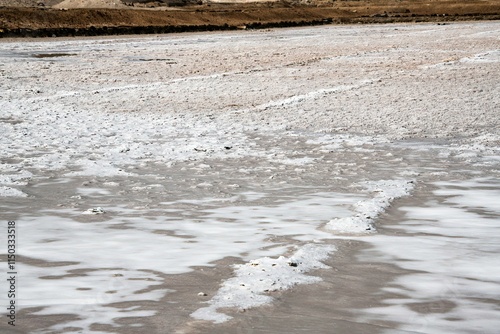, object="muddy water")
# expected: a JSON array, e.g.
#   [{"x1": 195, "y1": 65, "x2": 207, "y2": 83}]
[
  {"x1": 180, "y1": 142, "x2": 500, "y2": 333},
  {"x1": 1, "y1": 133, "x2": 498, "y2": 333},
  {"x1": 184, "y1": 166, "x2": 500, "y2": 334}
]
